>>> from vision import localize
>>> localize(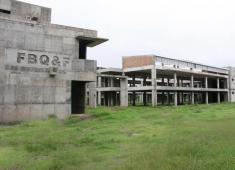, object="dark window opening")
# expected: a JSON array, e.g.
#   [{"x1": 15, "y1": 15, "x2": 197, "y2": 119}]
[
  {"x1": 71, "y1": 81, "x2": 86, "y2": 114},
  {"x1": 31, "y1": 17, "x2": 39, "y2": 21},
  {"x1": 0, "y1": 9, "x2": 11, "y2": 14},
  {"x1": 232, "y1": 78, "x2": 234, "y2": 81},
  {"x1": 79, "y1": 40, "x2": 91, "y2": 59}
]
